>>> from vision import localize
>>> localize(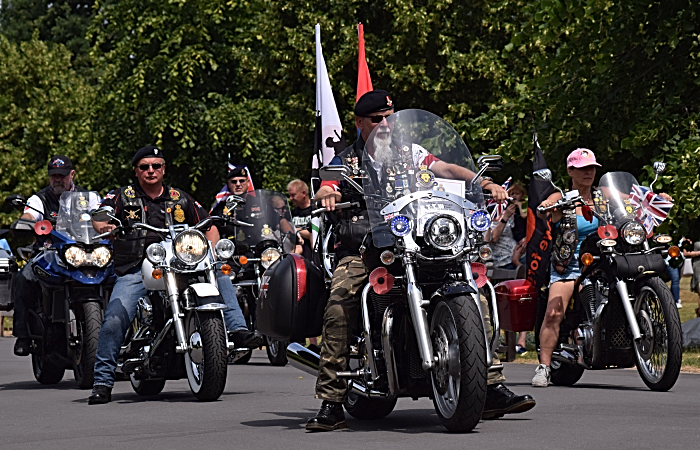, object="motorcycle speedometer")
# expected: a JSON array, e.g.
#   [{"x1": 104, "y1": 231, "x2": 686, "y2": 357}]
[
  {"x1": 64, "y1": 246, "x2": 87, "y2": 267},
  {"x1": 261, "y1": 247, "x2": 281, "y2": 269},
  {"x1": 469, "y1": 210, "x2": 490, "y2": 232},
  {"x1": 425, "y1": 215, "x2": 462, "y2": 251},
  {"x1": 91, "y1": 246, "x2": 112, "y2": 267},
  {"x1": 621, "y1": 221, "x2": 645, "y2": 245},
  {"x1": 173, "y1": 230, "x2": 209, "y2": 265},
  {"x1": 215, "y1": 239, "x2": 235, "y2": 260},
  {"x1": 390, "y1": 215, "x2": 411, "y2": 237},
  {"x1": 146, "y1": 243, "x2": 167, "y2": 264}
]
